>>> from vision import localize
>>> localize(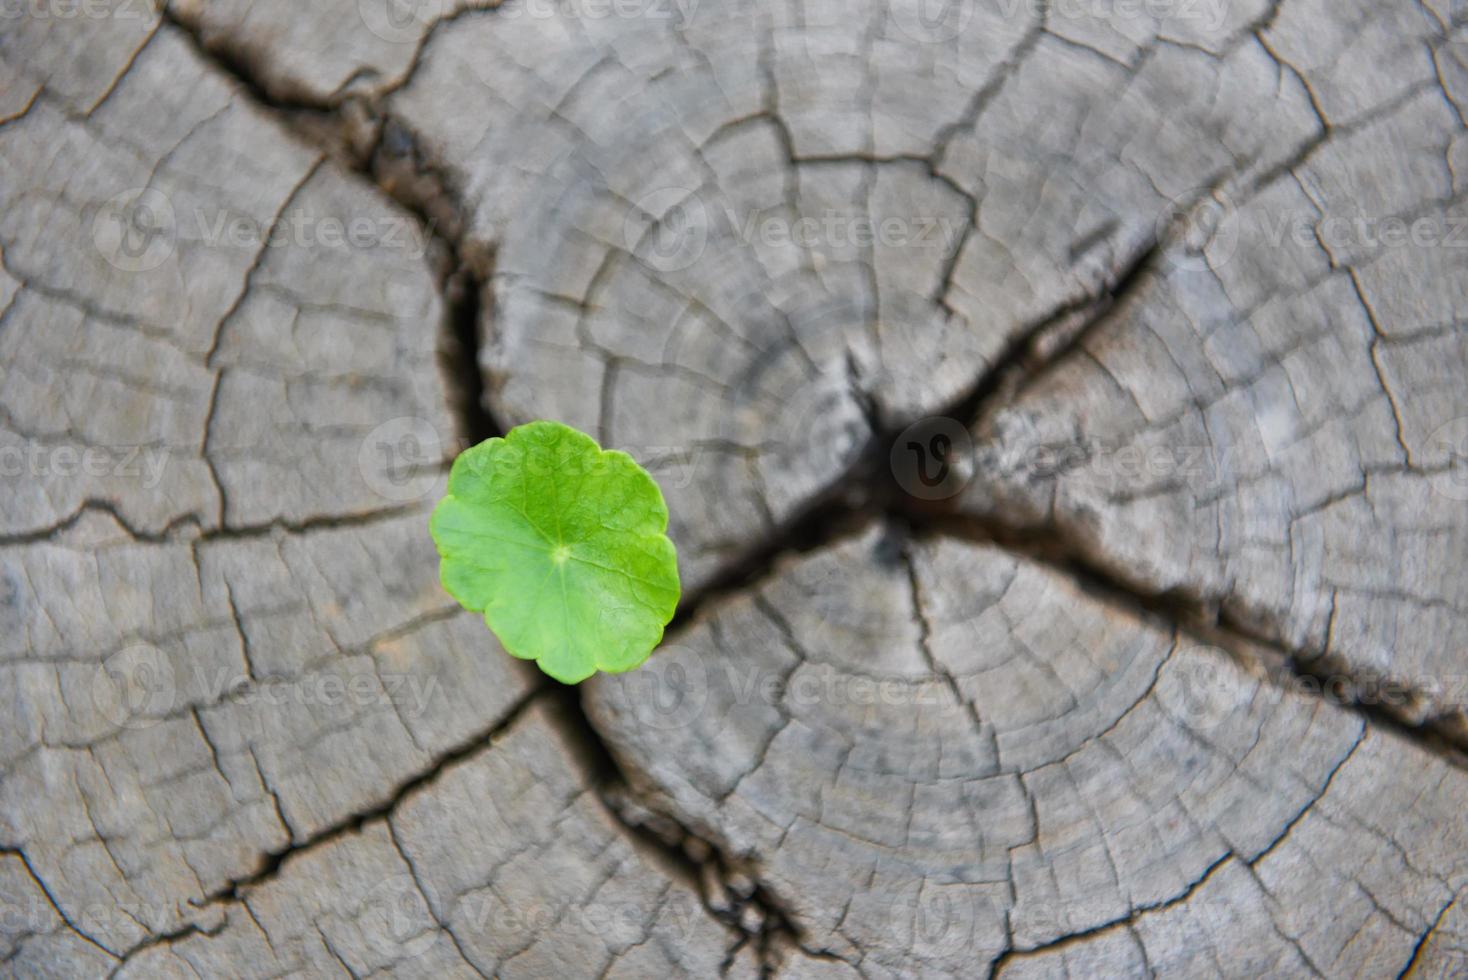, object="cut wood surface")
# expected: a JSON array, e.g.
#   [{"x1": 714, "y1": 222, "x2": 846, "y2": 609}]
[{"x1": 1, "y1": 0, "x2": 1466, "y2": 976}]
